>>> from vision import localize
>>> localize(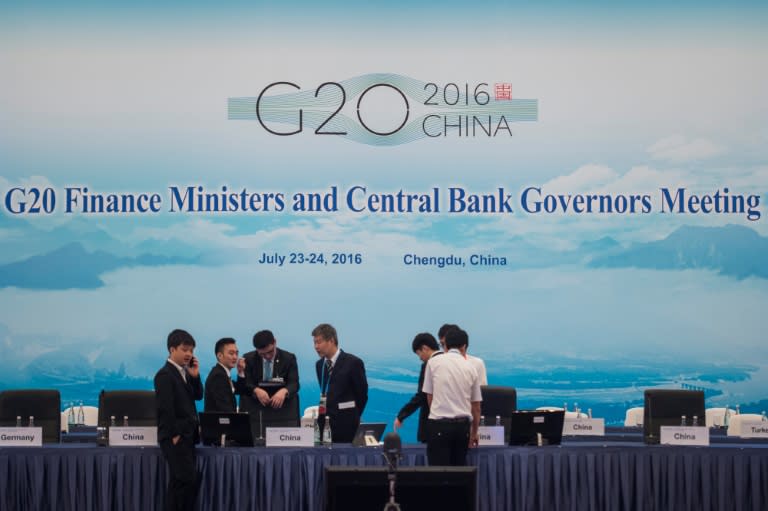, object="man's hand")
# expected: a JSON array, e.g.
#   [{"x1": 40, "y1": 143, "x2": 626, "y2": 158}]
[
  {"x1": 254, "y1": 387, "x2": 271, "y2": 406},
  {"x1": 186, "y1": 357, "x2": 200, "y2": 378},
  {"x1": 172, "y1": 435, "x2": 181, "y2": 445},
  {"x1": 394, "y1": 418, "x2": 403, "y2": 430},
  {"x1": 236, "y1": 357, "x2": 246, "y2": 377},
  {"x1": 270, "y1": 388, "x2": 288, "y2": 409}
]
